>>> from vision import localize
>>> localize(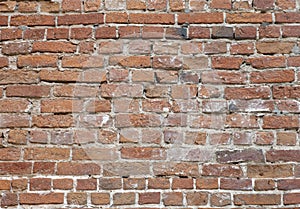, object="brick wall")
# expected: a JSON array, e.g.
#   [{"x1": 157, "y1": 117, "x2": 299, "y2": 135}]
[{"x1": 0, "y1": 0, "x2": 300, "y2": 208}]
